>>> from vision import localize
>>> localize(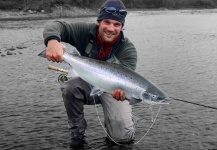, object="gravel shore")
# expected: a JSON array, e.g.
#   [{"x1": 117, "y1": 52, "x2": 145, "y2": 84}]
[{"x1": 0, "y1": 7, "x2": 97, "y2": 21}]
